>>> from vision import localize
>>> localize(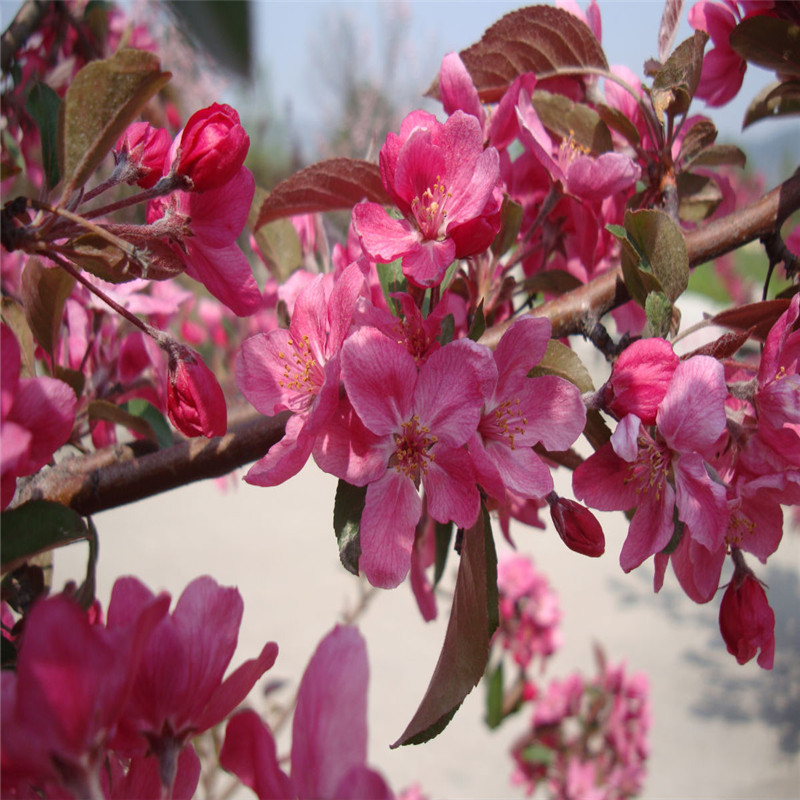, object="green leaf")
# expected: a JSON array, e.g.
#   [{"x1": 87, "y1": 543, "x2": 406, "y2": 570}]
[
  {"x1": 729, "y1": 16, "x2": 800, "y2": 79},
  {"x1": 521, "y1": 743, "x2": 556, "y2": 766},
  {"x1": 433, "y1": 520, "x2": 453, "y2": 587},
  {"x1": 651, "y1": 31, "x2": 708, "y2": 125},
  {"x1": 529, "y1": 339, "x2": 595, "y2": 394},
  {"x1": 676, "y1": 172, "x2": 723, "y2": 223},
  {"x1": 485, "y1": 661, "x2": 505, "y2": 729},
  {"x1": 624, "y1": 209, "x2": 689, "y2": 302},
  {"x1": 491, "y1": 195, "x2": 524, "y2": 257},
  {"x1": 595, "y1": 102, "x2": 641, "y2": 148},
  {"x1": 468, "y1": 301, "x2": 486, "y2": 342},
  {"x1": 26, "y1": 82, "x2": 61, "y2": 189},
  {"x1": 644, "y1": 291, "x2": 674, "y2": 339},
  {"x1": 376, "y1": 259, "x2": 406, "y2": 315},
  {"x1": 121, "y1": 399, "x2": 174, "y2": 449},
  {"x1": 743, "y1": 80, "x2": 800, "y2": 128},
  {"x1": 59, "y1": 48, "x2": 171, "y2": 199},
  {"x1": 437, "y1": 314, "x2": 455, "y2": 347},
  {"x1": 531, "y1": 90, "x2": 613, "y2": 154},
  {"x1": 88, "y1": 399, "x2": 166, "y2": 447},
  {"x1": 20, "y1": 257, "x2": 75, "y2": 360},
  {"x1": 1, "y1": 501, "x2": 90, "y2": 573},
  {"x1": 333, "y1": 479, "x2": 366, "y2": 576},
  {"x1": 687, "y1": 143, "x2": 746, "y2": 169},
  {"x1": 393, "y1": 508, "x2": 497, "y2": 747}
]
